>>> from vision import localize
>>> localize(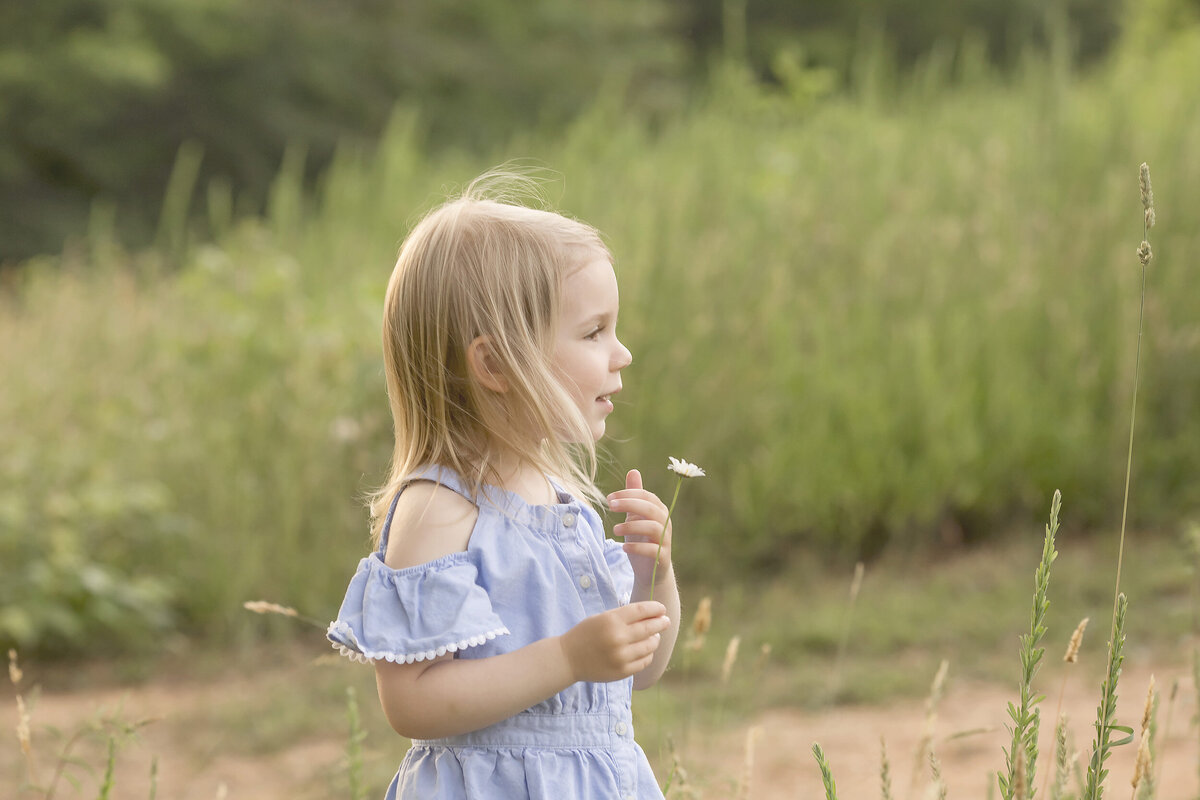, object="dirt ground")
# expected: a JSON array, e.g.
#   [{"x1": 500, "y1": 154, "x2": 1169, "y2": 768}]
[{"x1": 4, "y1": 660, "x2": 1195, "y2": 799}]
